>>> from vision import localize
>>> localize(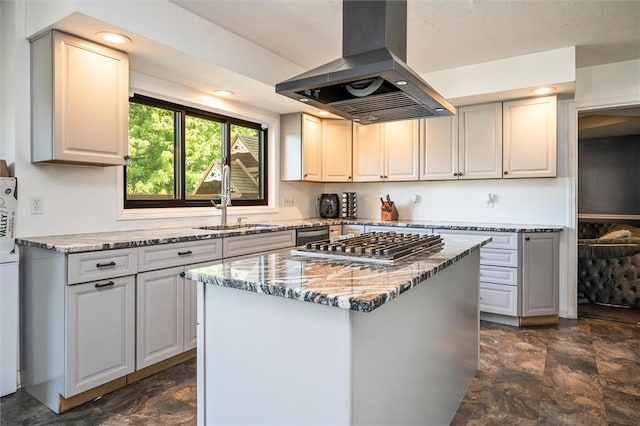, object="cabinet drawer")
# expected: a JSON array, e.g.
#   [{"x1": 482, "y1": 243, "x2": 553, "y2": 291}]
[
  {"x1": 480, "y1": 248, "x2": 518, "y2": 268},
  {"x1": 223, "y1": 230, "x2": 296, "y2": 259},
  {"x1": 431, "y1": 229, "x2": 518, "y2": 250},
  {"x1": 138, "y1": 239, "x2": 222, "y2": 272},
  {"x1": 342, "y1": 224, "x2": 365, "y2": 236},
  {"x1": 481, "y1": 232, "x2": 518, "y2": 250},
  {"x1": 68, "y1": 248, "x2": 137, "y2": 285},
  {"x1": 480, "y1": 265, "x2": 518, "y2": 286},
  {"x1": 480, "y1": 282, "x2": 519, "y2": 316}
]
